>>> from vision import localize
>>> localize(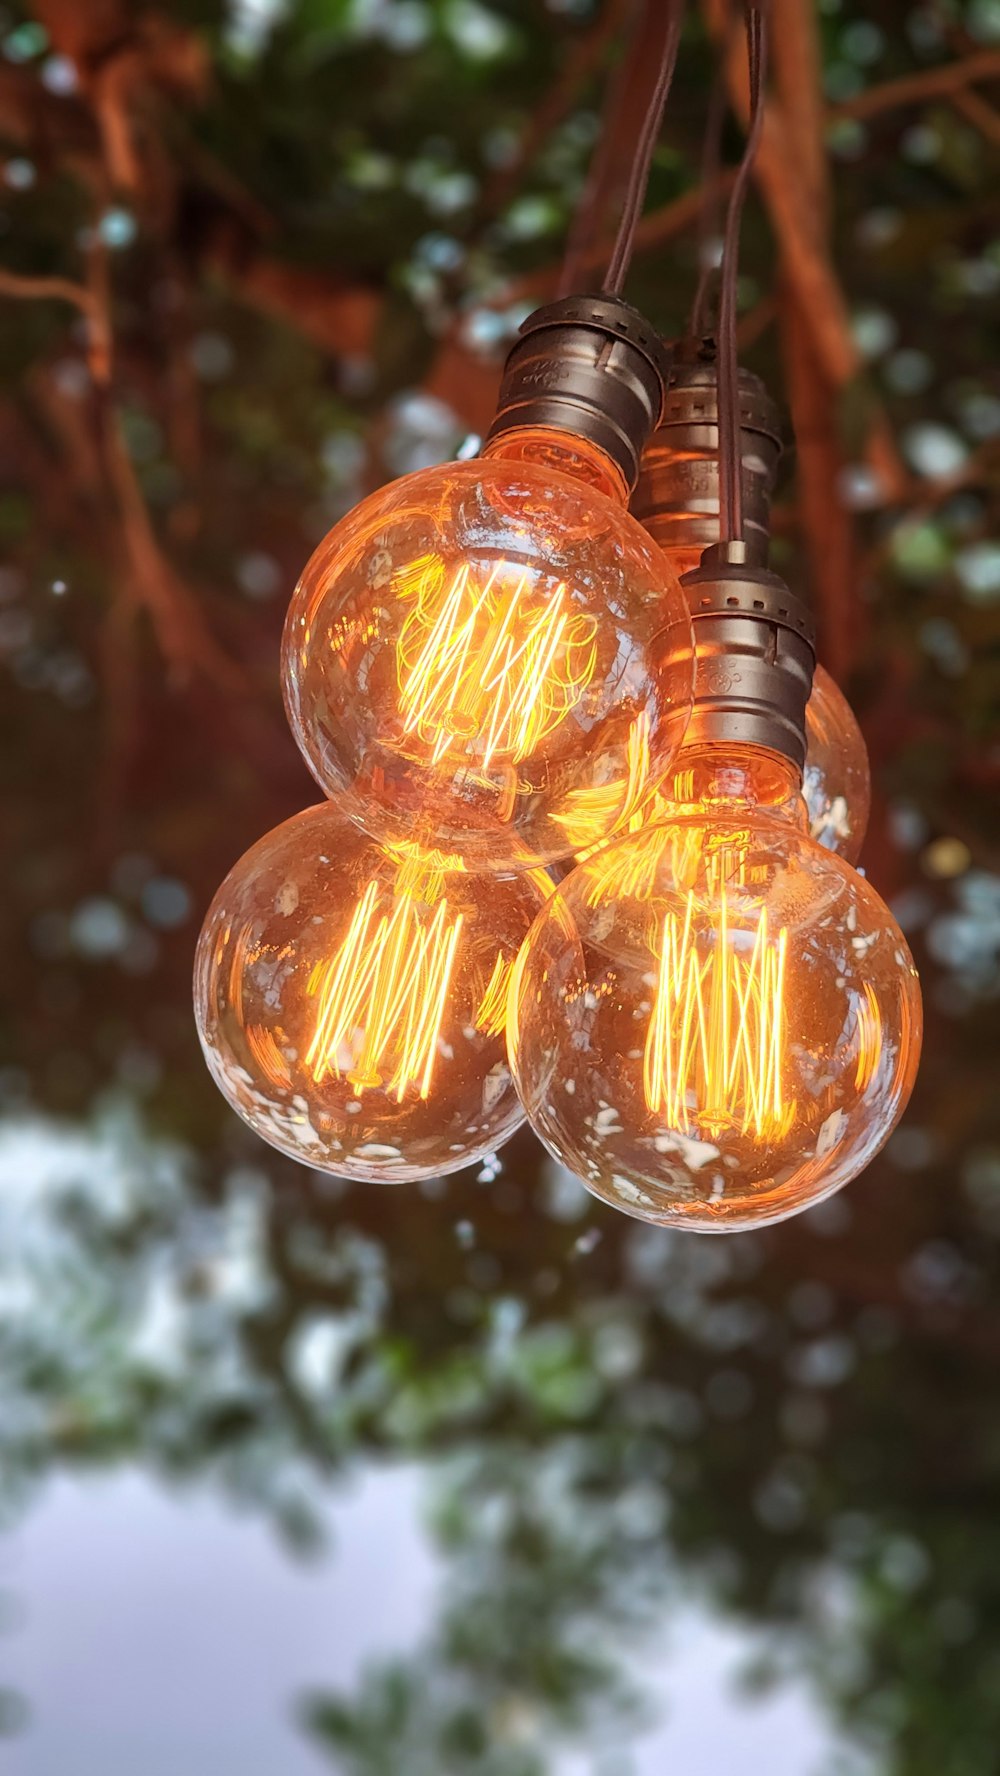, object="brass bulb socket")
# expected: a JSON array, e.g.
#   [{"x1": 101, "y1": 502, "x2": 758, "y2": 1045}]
[
  {"x1": 632, "y1": 358, "x2": 783, "y2": 563},
  {"x1": 484, "y1": 295, "x2": 672, "y2": 496},
  {"x1": 677, "y1": 544, "x2": 816, "y2": 771}
]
